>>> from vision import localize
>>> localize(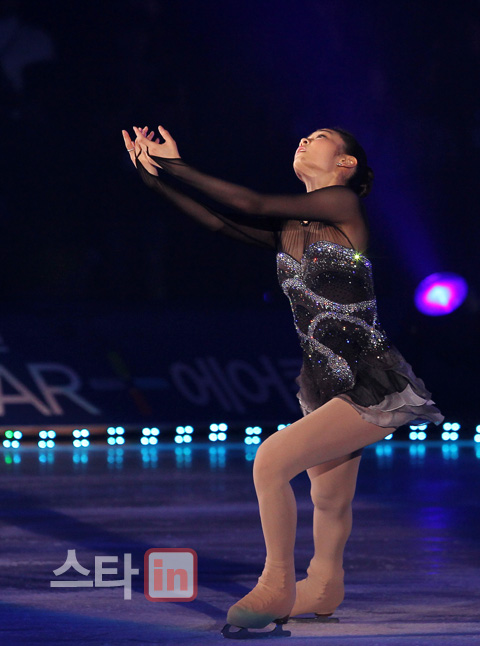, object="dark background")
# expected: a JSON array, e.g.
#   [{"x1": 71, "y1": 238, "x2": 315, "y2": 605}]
[{"x1": 0, "y1": 0, "x2": 478, "y2": 423}]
